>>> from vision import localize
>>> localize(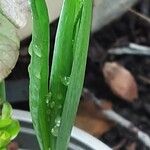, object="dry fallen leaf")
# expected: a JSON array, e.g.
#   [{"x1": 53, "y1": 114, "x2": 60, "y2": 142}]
[
  {"x1": 126, "y1": 142, "x2": 137, "y2": 150},
  {"x1": 75, "y1": 100, "x2": 114, "y2": 137},
  {"x1": 102, "y1": 62, "x2": 138, "y2": 102},
  {"x1": 100, "y1": 100, "x2": 113, "y2": 110},
  {"x1": 7, "y1": 142, "x2": 19, "y2": 150}
]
